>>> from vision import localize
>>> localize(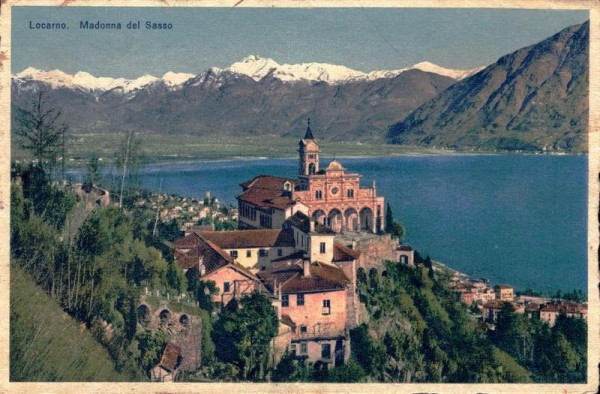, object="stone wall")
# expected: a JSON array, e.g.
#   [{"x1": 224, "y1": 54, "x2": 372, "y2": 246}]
[
  {"x1": 352, "y1": 234, "x2": 399, "y2": 273},
  {"x1": 332, "y1": 260, "x2": 359, "y2": 329},
  {"x1": 137, "y1": 301, "x2": 202, "y2": 371}
]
